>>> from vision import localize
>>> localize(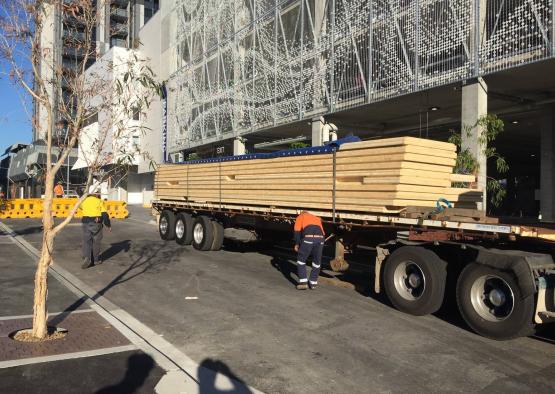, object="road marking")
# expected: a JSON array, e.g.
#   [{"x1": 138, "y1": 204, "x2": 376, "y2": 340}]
[
  {"x1": 127, "y1": 217, "x2": 157, "y2": 226},
  {"x1": 0, "y1": 221, "x2": 263, "y2": 394},
  {"x1": 0, "y1": 345, "x2": 137, "y2": 369},
  {"x1": 0, "y1": 309, "x2": 94, "y2": 321}
]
